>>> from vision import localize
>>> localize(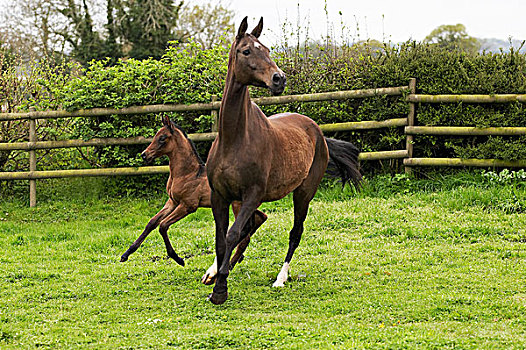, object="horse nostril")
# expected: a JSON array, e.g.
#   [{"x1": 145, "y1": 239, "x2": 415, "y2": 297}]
[
  {"x1": 272, "y1": 73, "x2": 282, "y2": 84},
  {"x1": 141, "y1": 152, "x2": 147, "y2": 161}
]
